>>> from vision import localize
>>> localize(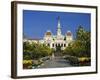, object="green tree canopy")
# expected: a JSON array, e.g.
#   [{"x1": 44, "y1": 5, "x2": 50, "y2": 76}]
[
  {"x1": 23, "y1": 42, "x2": 53, "y2": 60},
  {"x1": 63, "y1": 25, "x2": 91, "y2": 57}
]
